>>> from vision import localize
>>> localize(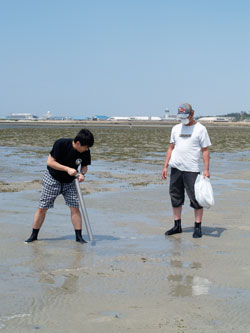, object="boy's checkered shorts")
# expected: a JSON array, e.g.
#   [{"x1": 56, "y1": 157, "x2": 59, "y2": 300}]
[{"x1": 39, "y1": 171, "x2": 79, "y2": 209}]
